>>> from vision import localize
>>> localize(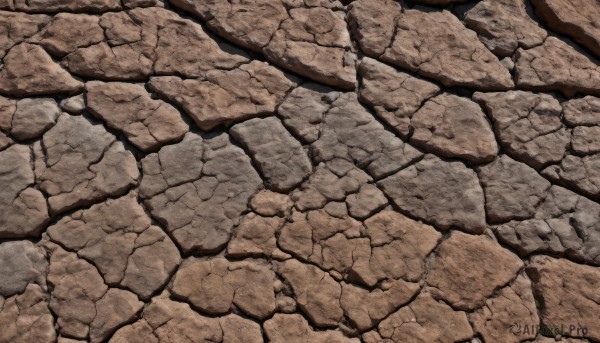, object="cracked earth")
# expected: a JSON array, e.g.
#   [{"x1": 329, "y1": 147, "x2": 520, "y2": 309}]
[{"x1": 0, "y1": 0, "x2": 599, "y2": 342}]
